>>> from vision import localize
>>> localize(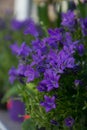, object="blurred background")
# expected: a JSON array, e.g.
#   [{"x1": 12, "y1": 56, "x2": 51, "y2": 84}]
[{"x1": 0, "y1": 0, "x2": 87, "y2": 130}]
